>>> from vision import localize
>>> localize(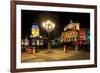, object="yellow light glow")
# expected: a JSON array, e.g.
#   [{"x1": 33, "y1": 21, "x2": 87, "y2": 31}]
[
  {"x1": 32, "y1": 28, "x2": 39, "y2": 37},
  {"x1": 37, "y1": 40, "x2": 39, "y2": 46},
  {"x1": 45, "y1": 25, "x2": 48, "y2": 29},
  {"x1": 49, "y1": 26, "x2": 51, "y2": 29},
  {"x1": 46, "y1": 20, "x2": 50, "y2": 24},
  {"x1": 52, "y1": 23, "x2": 55, "y2": 28},
  {"x1": 42, "y1": 20, "x2": 55, "y2": 32},
  {"x1": 43, "y1": 22, "x2": 46, "y2": 28}
]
